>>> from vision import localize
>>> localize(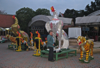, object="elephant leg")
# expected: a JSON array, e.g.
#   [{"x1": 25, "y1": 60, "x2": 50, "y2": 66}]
[{"x1": 57, "y1": 21, "x2": 62, "y2": 49}]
